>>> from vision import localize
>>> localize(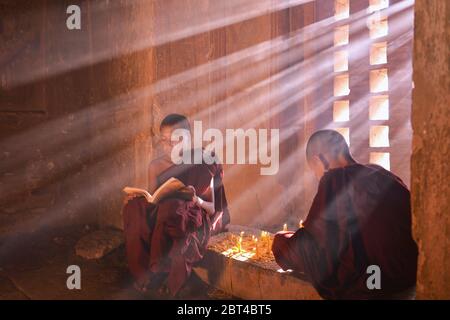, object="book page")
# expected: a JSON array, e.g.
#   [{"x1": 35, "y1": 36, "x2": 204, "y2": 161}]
[
  {"x1": 122, "y1": 187, "x2": 153, "y2": 202},
  {"x1": 152, "y1": 177, "x2": 186, "y2": 204},
  {"x1": 123, "y1": 177, "x2": 189, "y2": 204}
]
